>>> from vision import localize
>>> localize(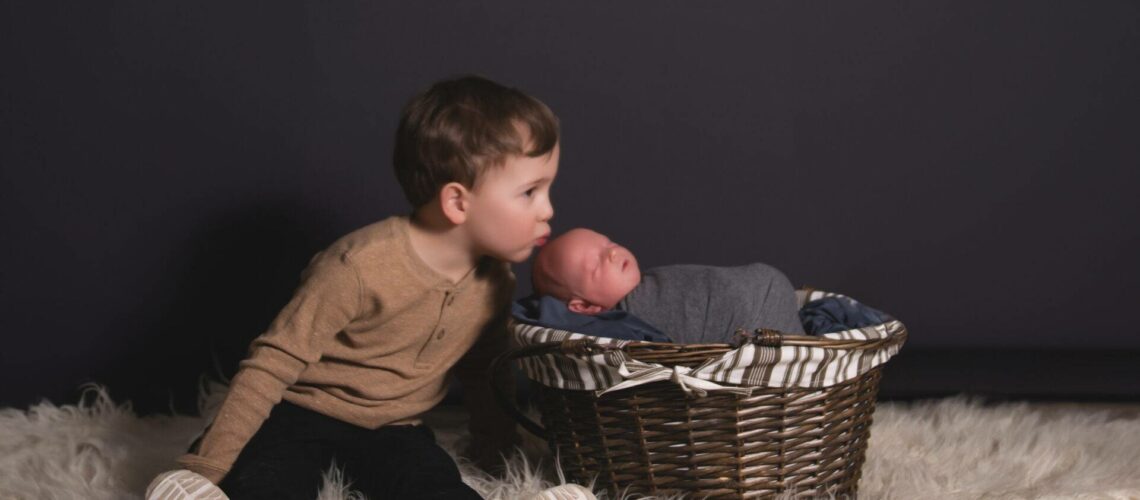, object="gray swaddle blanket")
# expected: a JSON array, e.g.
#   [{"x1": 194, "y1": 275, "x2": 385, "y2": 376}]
[{"x1": 615, "y1": 263, "x2": 804, "y2": 344}]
